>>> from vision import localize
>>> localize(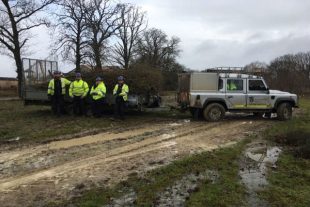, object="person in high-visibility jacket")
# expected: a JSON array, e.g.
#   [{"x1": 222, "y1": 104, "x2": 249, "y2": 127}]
[
  {"x1": 113, "y1": 76, "x2": 129, "y2": 120},
  {"x1": 90, "y1": 77, "x2": 106, "y2": 118},
  {"x1": 69, "y1": 73, "x2": 89, "y2": 116},
  {"x1": 47, "y1": 71, "x2": 71, "y2": 116},
  {"x1": 227, "y1": 80, "x2": 237, "y2": 91}
]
